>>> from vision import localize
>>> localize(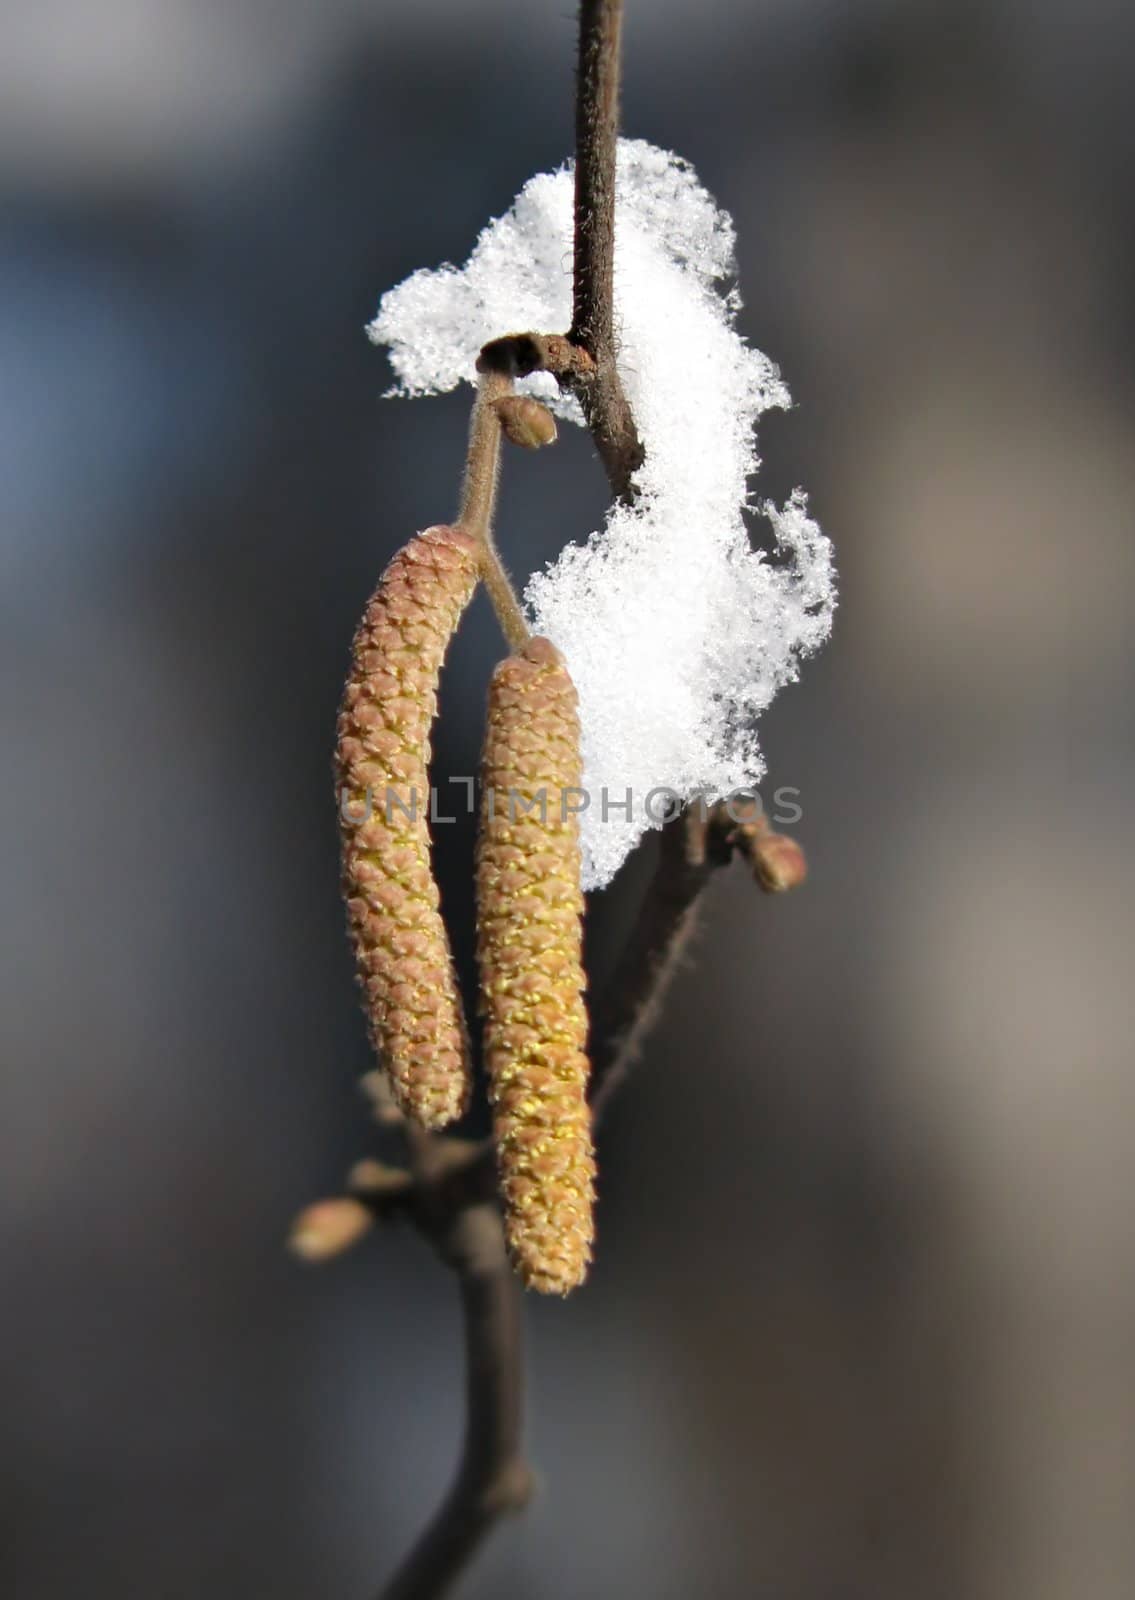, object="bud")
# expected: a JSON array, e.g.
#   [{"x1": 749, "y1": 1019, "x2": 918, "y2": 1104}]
[
  {"x1": 476, "y1": 636, "x2": 595, "y2": 1294},
  {"x1": 337, "y1": 526, "x2": 478, "y2": 1128},
  {"x1": 492, "y1": 396, "x2": 558, "y2": 451},
  {"x1": 346, "y1": 1158, "x2": 412, "y2": 1198},
  {"x1": 750, "y1": 830, "x2": 808, "y2": 893},
  {"x1": 289, "y1": 1197, "x2": 373, "y2": 1262}
]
